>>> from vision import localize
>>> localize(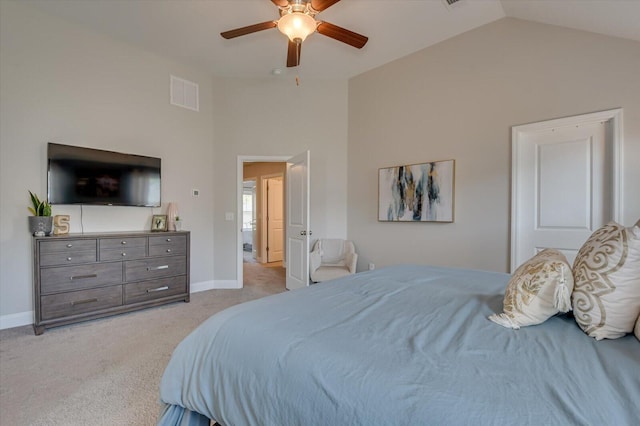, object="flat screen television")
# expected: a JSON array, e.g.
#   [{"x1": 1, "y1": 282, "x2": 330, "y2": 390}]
[{"x1": 48, "y1": 143, "x2": 161, "y2": 207}]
